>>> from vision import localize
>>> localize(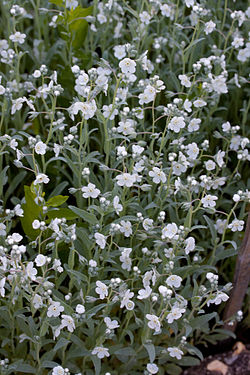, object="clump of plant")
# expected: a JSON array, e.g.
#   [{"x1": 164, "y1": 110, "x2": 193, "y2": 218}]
[{"x1": 0, "y1": 0, "x2": 249, "y2": 374}]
